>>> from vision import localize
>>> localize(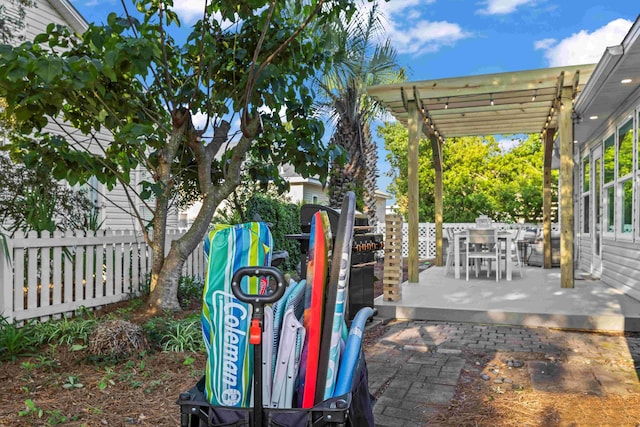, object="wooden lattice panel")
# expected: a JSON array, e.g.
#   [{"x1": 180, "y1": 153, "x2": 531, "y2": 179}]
[{"x1": 383, "y1": 214, "x2": 403, "y2": 301}]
